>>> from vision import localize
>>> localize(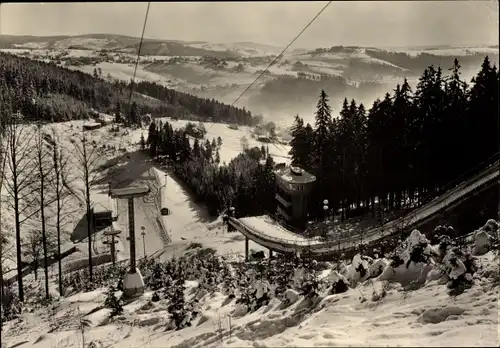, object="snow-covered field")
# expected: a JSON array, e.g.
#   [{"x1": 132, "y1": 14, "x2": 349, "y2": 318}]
[
  {"x1": 0, "y1": 121, "x2": 113, "y2": 274},
  {"x1": 70, "y1": 62, "x2": 178, "y2": 87},
  {"x1": 188, "y1": 41, "x2": 284, "y2": 57}
]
